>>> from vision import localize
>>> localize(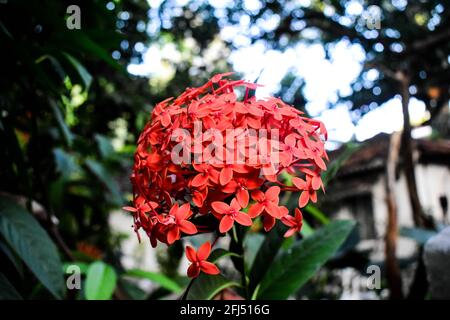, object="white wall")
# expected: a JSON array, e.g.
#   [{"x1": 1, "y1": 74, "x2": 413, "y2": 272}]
[{"x1": 335, "y1": 163, "x2": 450, "y2": 261}]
